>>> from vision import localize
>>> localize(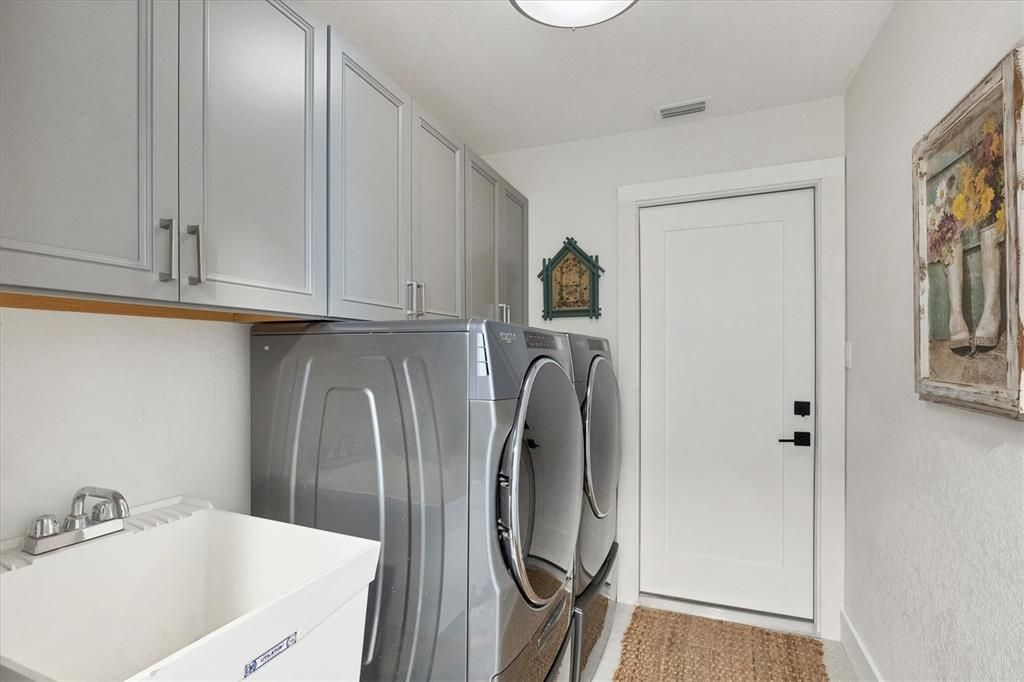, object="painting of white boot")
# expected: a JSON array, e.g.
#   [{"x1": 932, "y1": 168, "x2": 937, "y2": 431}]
[
  {"x1": 974, "y1": 224, "x2": 1003, "y2": 349},
  {"x1": 912, "y1": 47, "x2": 1022, "y2": 419}
]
